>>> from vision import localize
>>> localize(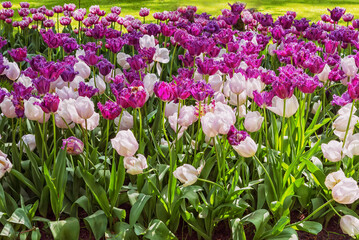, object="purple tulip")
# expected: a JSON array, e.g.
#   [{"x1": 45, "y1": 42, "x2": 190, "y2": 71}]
[
  {"x1": 38, "y1": 93, "x2": 60, "y2": 113},
  {"x1": 8, "y1": 47, "x2": 27, "y2": 62},
  {"x1": 154, "y1": 81, "x2": 175, "y2": 102},
  {"x1": 62, "y1": 137, "x2": 84, "y2": 155},
  {"x1": 97, "y1": 101, "x2": 122, "y2": 120},
  {"x1": 227, "y1": 125, "x2": 249, "y2": 146}
]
